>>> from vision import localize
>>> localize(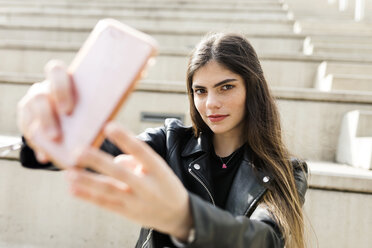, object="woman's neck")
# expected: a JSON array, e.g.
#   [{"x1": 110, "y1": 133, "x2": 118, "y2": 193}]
[{"x1": 213, "y1": 132, "x2": 244, "y2": 157}]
